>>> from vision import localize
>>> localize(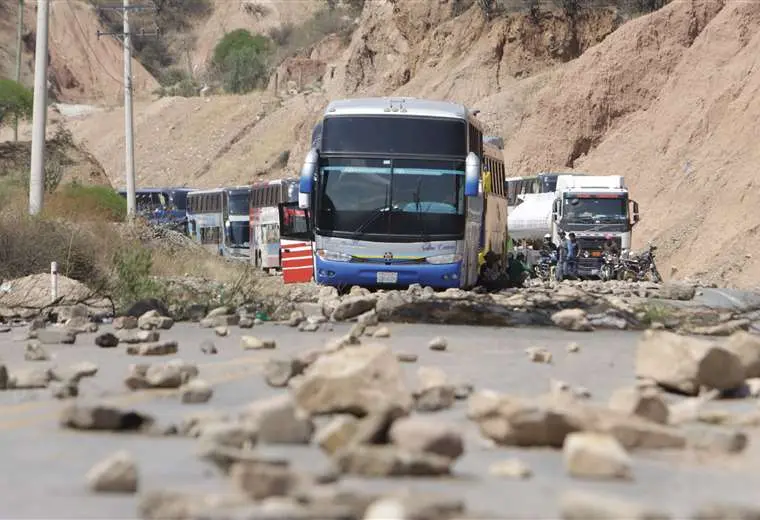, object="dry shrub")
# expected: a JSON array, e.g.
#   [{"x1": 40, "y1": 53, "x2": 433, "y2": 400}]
[{"x1": 43, "y1": 183, "x2": 127, "y2": 222}]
